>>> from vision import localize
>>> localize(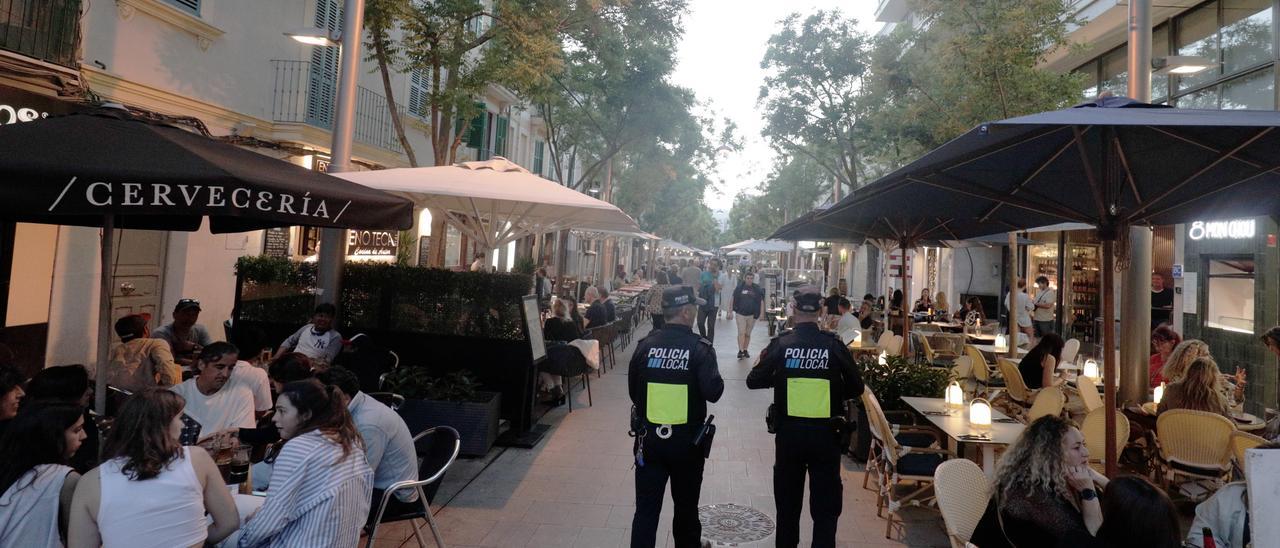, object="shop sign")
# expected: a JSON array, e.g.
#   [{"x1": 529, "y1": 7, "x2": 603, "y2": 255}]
[
  {"x1": 1187, "y1": 219, "x2": 1255, "y2": 241},
  {"x1": 1171, "y1": 264, "x2": 1182, "y2": 279},
  {"x1": 0, "y1": 86, "x2": 82, "y2": 125},
  {"x1": 347, "y1": 229, "x2": 398, "y2": 257}
]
